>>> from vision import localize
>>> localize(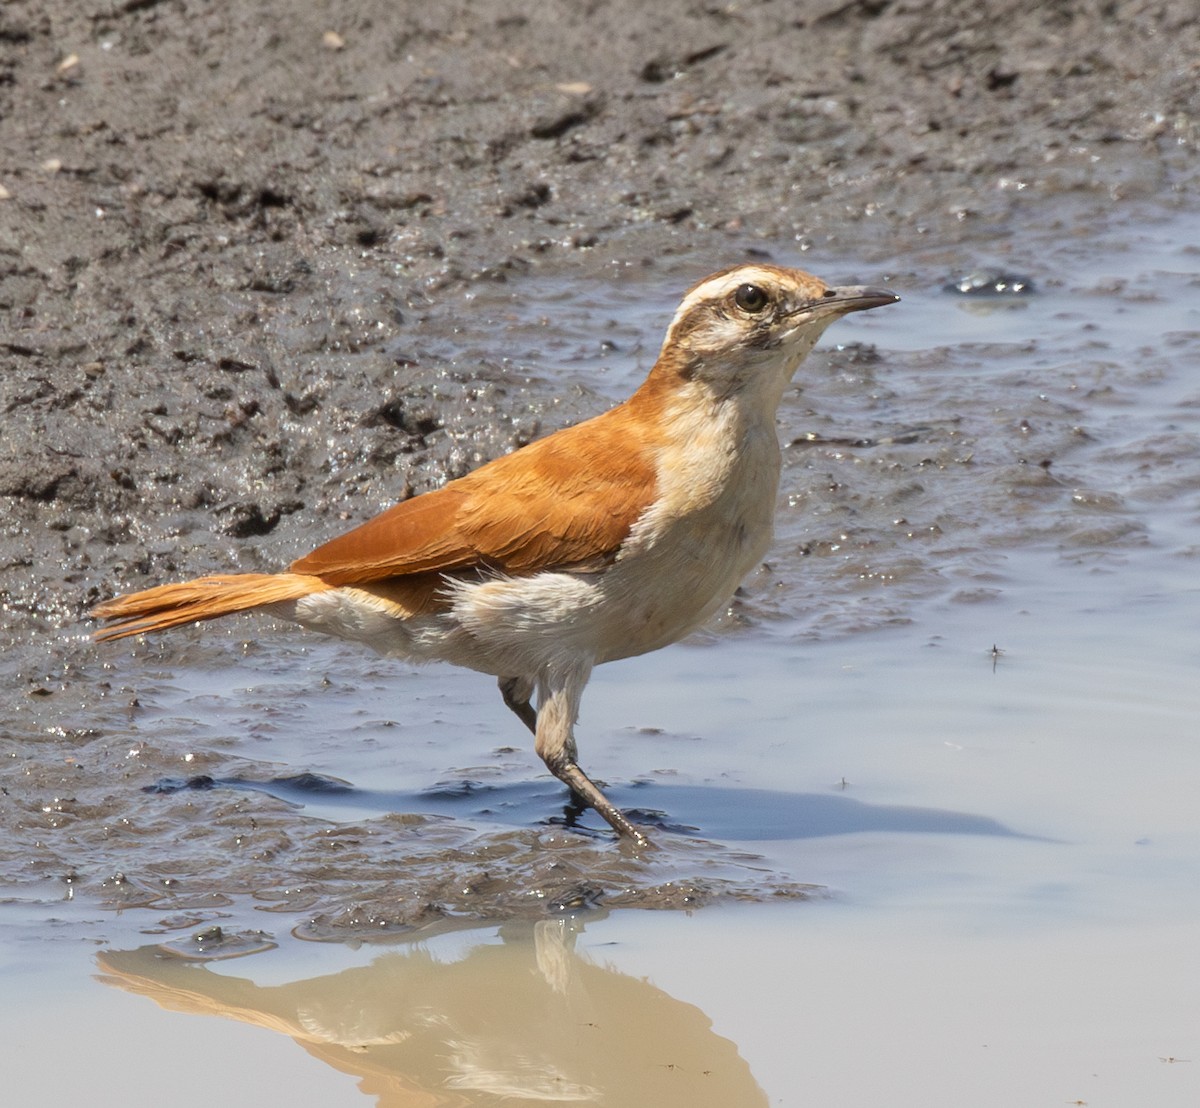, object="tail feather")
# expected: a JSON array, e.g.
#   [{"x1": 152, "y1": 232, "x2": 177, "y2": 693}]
[{"x1": 92, "y1": 573, "x2": 331, "y2": 642}]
